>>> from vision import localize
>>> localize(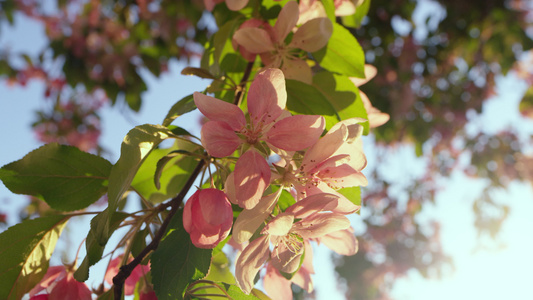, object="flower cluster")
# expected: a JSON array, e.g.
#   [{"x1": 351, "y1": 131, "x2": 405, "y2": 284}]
[{"x1": 183, "y1": 68, "x2": 368, "y2": 297}]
